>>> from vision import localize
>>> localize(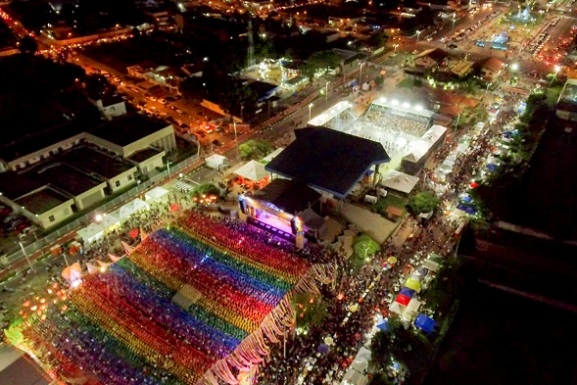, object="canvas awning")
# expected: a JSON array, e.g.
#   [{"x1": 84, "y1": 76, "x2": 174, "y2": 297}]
[
  {"x1": 395, "y1": 293, "x2": 411, "y2": 306},
  {"x1": 404, "y1": 277, "x2": 422, "y2": 291},
  {"x1": 233, "y1": 160, "x2": 269, "y2": 181},
  {"x1": 388, "y1": 301, "x2": 406, "y2": 315},
  {"x1": 205, "y1": 154, "x2": 228, "y2": 170},
  {"x1": 381, "y1": 170, "x2": 420, "y2": 194},
  {"x1": 423, "y1": 259, "x2": 440, "y2": 272},
  {"x1": 399, "y1": 287, "x2": 416, "y2": 298},
  {"x1": 101, "y1": 213, "x2": 120, "y2": 230},
  {"x1": 402, "y1": 298, "x2": 422, "y2": 321},
  {"x1": 414, "y1": 313, "x2": 436, "y2": 334}
]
